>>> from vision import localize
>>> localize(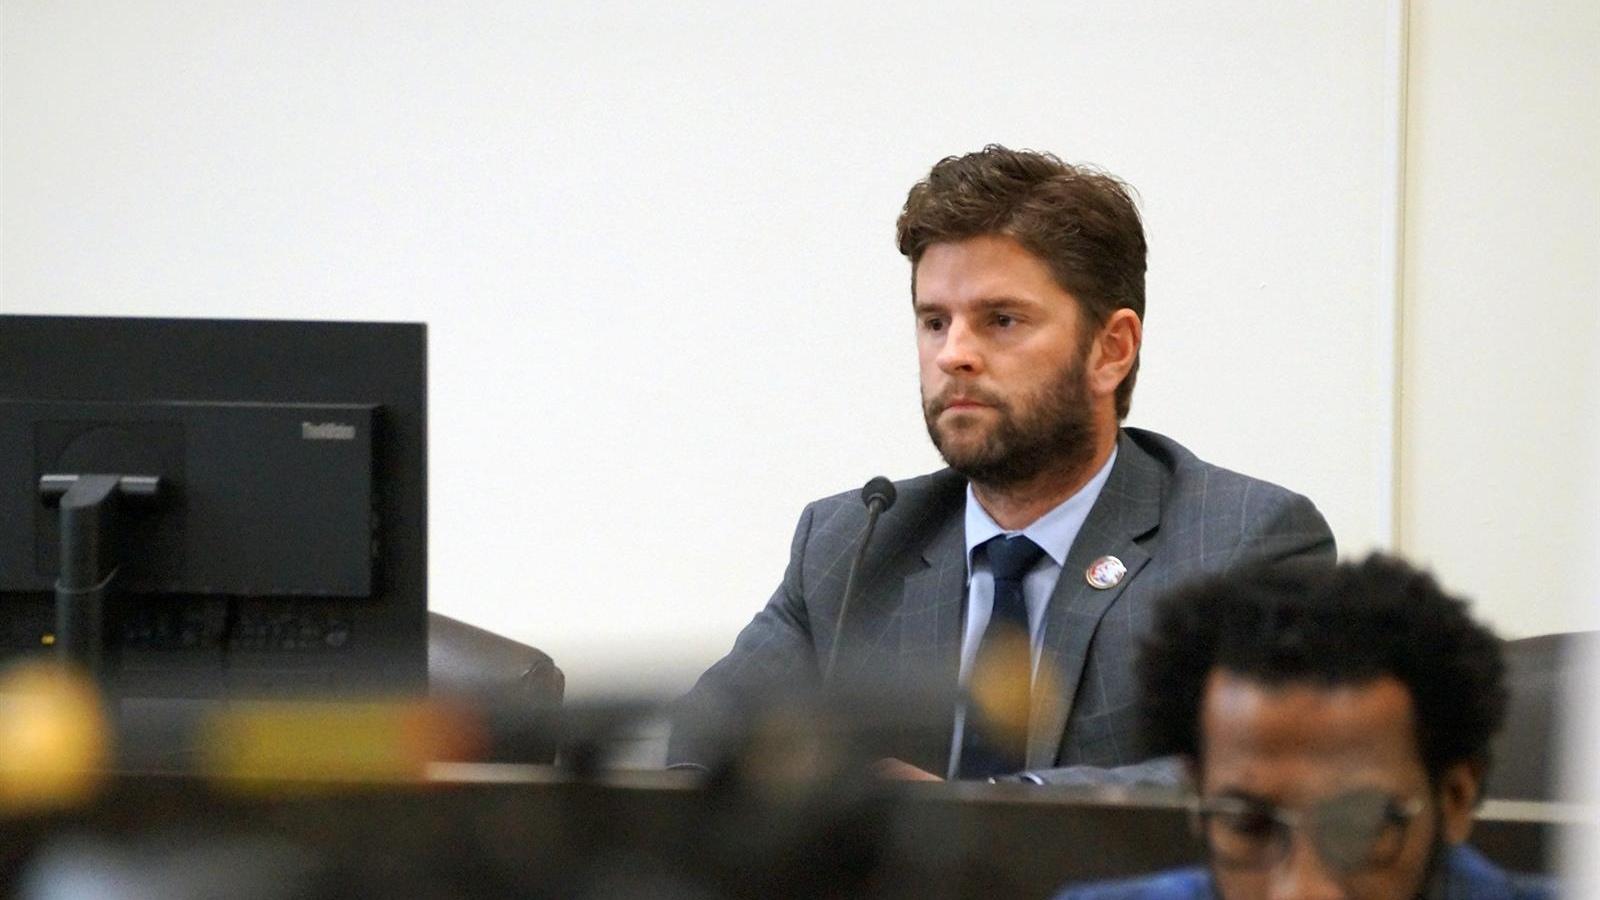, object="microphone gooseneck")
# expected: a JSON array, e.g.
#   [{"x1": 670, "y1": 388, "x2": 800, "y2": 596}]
[{"x1": 822, "y1": 477, "x2": 897, "y2": 685}]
